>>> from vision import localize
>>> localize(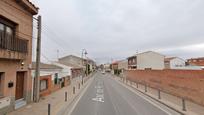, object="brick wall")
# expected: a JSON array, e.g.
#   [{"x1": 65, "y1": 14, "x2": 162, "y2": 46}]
[
  {"x1": 39, "y1": 75, "x2": 52, "y2": 97},
  {"x1": 125, "y1": 70, "x2": 204, "y2": 106}
]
